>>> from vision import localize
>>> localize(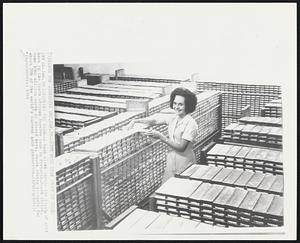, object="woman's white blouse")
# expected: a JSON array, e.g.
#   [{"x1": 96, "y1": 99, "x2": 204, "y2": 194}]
[{"x1": 156, "y1": 113, "x2": 199, "y2": 183}]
